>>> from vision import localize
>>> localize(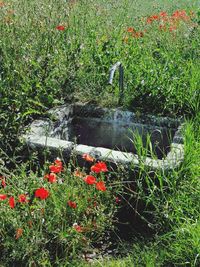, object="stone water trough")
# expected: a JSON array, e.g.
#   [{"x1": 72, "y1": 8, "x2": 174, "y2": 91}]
[{"x1": 24, "y1": 103, "x2": 184, "y2": 171}]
